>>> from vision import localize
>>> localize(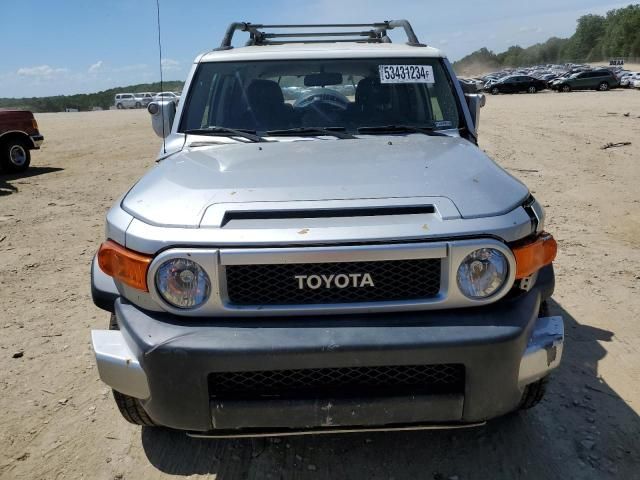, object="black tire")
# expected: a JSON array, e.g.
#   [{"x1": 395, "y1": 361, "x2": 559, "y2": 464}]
[
  {"x1": 135, "y1": 102, "x2": 142, "y2": 108},
  {"x1": 1, "y1": 137, "x2": 31, "y2": 173},
  {"x1": 112, "y1": 390, "x2": 156, "y2": 426},
  {"x1": 518, "y1": 376, "x2": 549, "y2": 410},
  {"x1": 108, "y1": 314, "x2": 157, "y2": 427},
  {"x1": 108, "y1": 312, "x2": 119, "y2": 330},
  {"x1": 527, "y1": 86, "x2": 537, "y2": 94},
  {"x1": 116, "y1": 103, "x2": 123, "y2": 109},
  {"x1": 561, "y1": 84, "x2": 571, "y2": 93},
  {"x1": 598, "y1": 82, "x2": 609, "y2": 91},
  {"x1": 491, "y1": 87, "x2": 499, "y2": 95}
]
